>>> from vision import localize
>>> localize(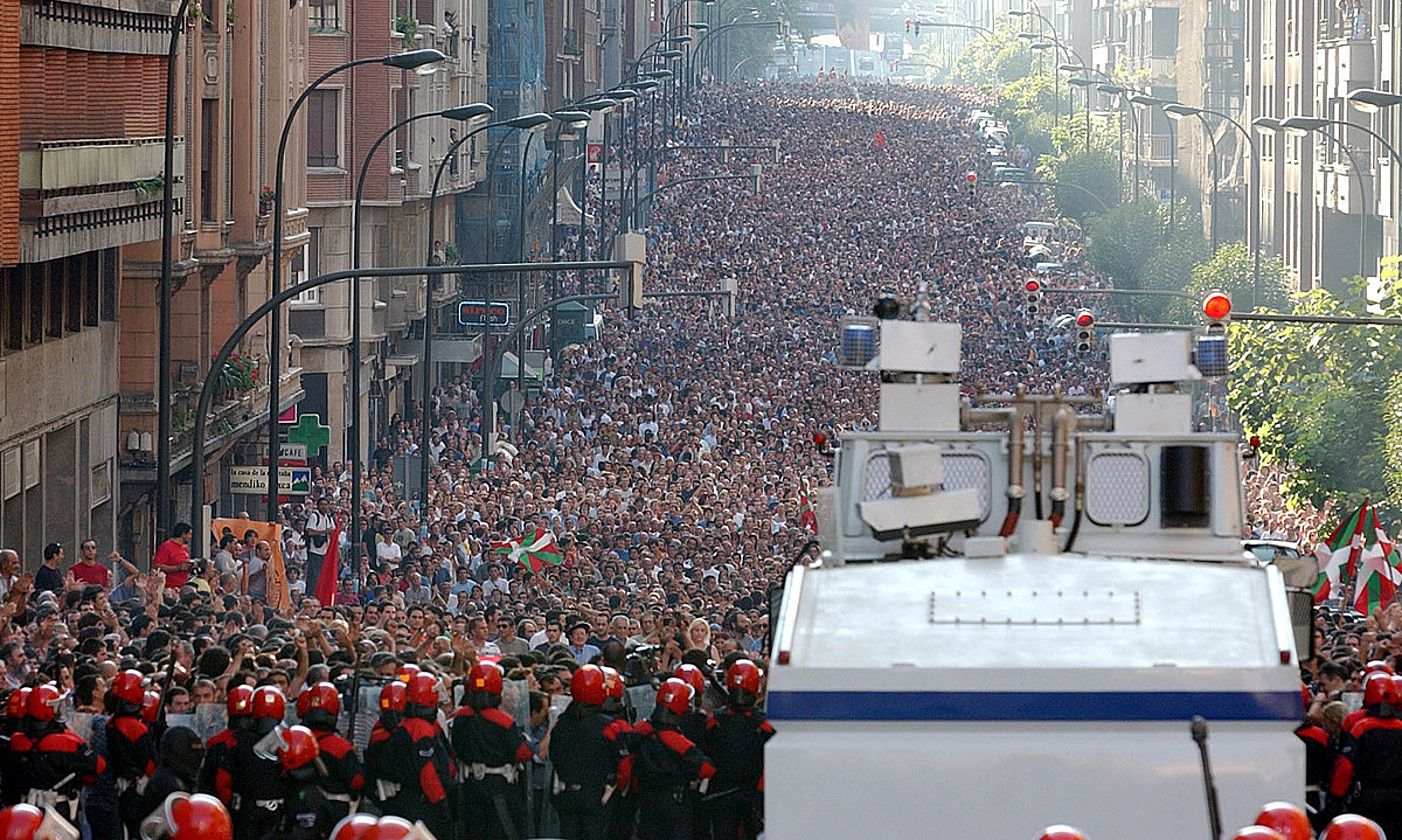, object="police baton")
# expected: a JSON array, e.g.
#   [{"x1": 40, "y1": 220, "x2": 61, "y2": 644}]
[{"x1": 1190, "y1": 716, "x2": 1224, "y2": 840}]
